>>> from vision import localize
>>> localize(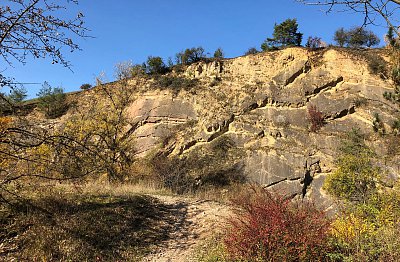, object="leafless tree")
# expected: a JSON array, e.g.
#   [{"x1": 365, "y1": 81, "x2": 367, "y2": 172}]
[
  {"x1": 296, "y1": 0, "x2": 400, "y2": 37},
  {"x1": 0, "y1": 0, "x2": 88, "y2": 67}
]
